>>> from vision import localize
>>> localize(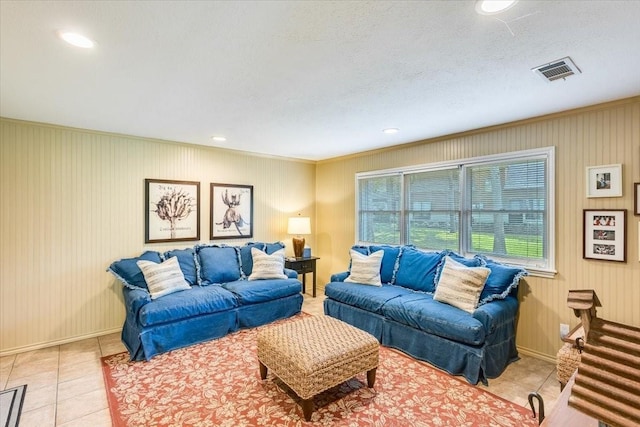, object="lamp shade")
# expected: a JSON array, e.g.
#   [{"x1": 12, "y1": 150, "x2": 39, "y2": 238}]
[{"x1": 287, "y1": 217, "x2": 311, "y2": 235}]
